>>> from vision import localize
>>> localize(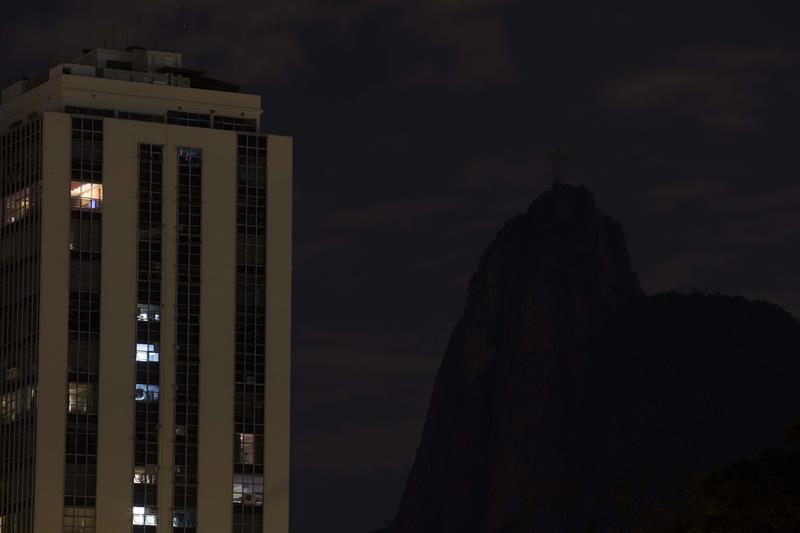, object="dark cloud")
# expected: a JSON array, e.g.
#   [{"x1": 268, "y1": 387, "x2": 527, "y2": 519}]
[
  {"x1": 324, "y1": 196, "x2": 462, "y2": 231},
  {"x1": 643, "y1": 179, "x2": 730, "y2": 213},
  {"x1": 292, "y1": 347, "x2": 437, "y2": 531},
  {"x1": 602, "y1": 47, "x2": 796, "y2": 131},
  {"x1": 638, "y1": 182, "x2": 800, "y2": 316},
  {"x1": 5, "y1": 0, "x2": 516, "y2": 90}
]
